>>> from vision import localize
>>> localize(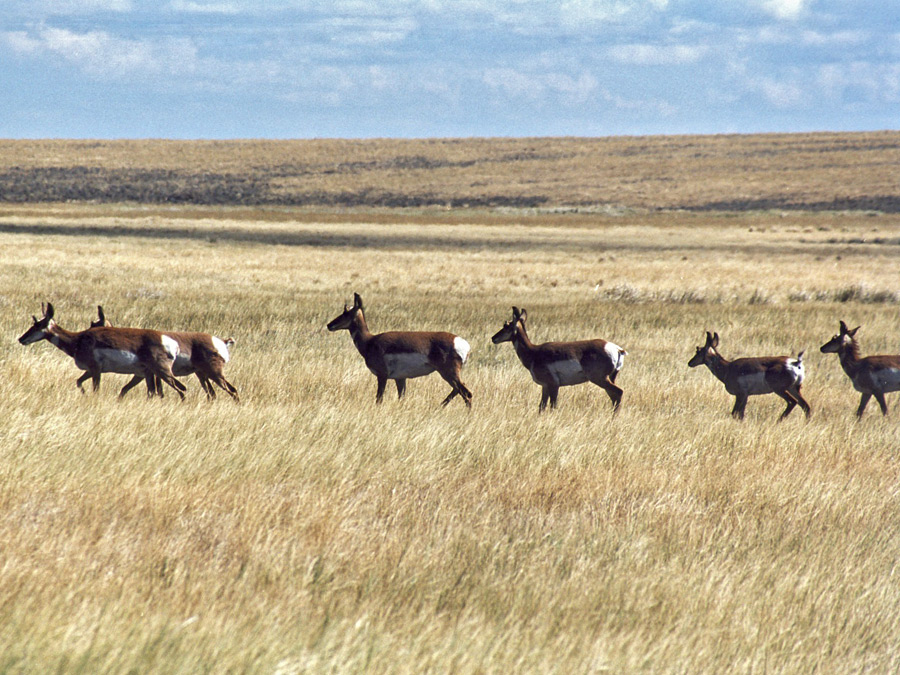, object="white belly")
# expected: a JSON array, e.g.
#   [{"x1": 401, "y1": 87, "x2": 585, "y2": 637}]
[
  {"x1": 861, "y1": 368, "x2": 900, "y2": 393},
  {"x1": 93, "y1": 348, "x2": 143, "y2": 374},
  {"x1": 536, "y1": 359, "x2": 587, "y2": 387},
  {"x1": 734, "y1": 372, "x2": 772, "y2": 396},
  {"x1": 383, "y1": 352, "x2": 434, "y2": 379},
  {"x1": 172, "y1": 353, "x2": 194, "y2": 376}
]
